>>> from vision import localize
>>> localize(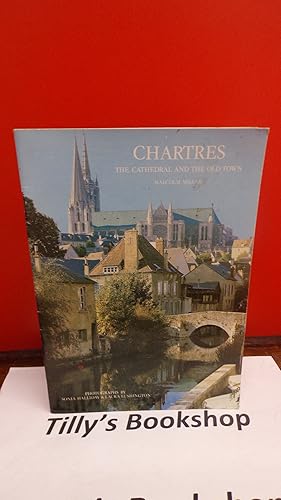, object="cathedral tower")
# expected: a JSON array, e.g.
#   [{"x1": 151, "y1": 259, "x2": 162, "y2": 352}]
[
  {"x1": 68, "y1": 139, "x2": 92, "y2": 234},
  {"x1": 167, "y1": 202, "x2": 174, "y2": 247},
  {"x1": 68, "y1": 136, "x2": 101, "y2": 234},
  {"x1": 82, "y1": 135, "x2": 101, "y2": 213},
  {"x1": 147, "y1": 202, "x2": 153, "y2": 240}
]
